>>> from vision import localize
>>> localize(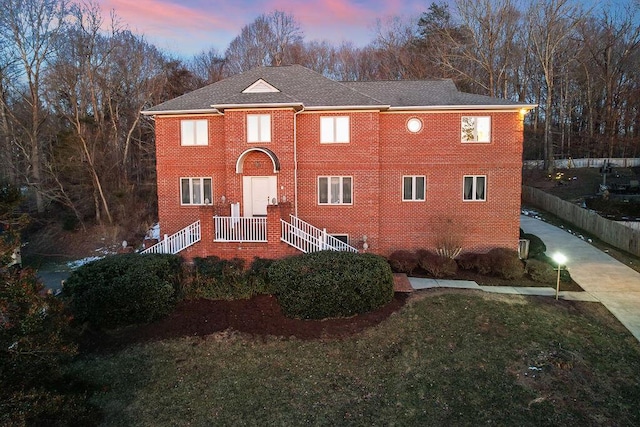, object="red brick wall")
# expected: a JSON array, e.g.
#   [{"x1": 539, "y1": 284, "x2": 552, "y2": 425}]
[
  {"x1": 374, "y1": 111, "x2": 523, "y2": 256},
  {"x1": 154, "y1": 108, "x2": 524, "y2": 261}
]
